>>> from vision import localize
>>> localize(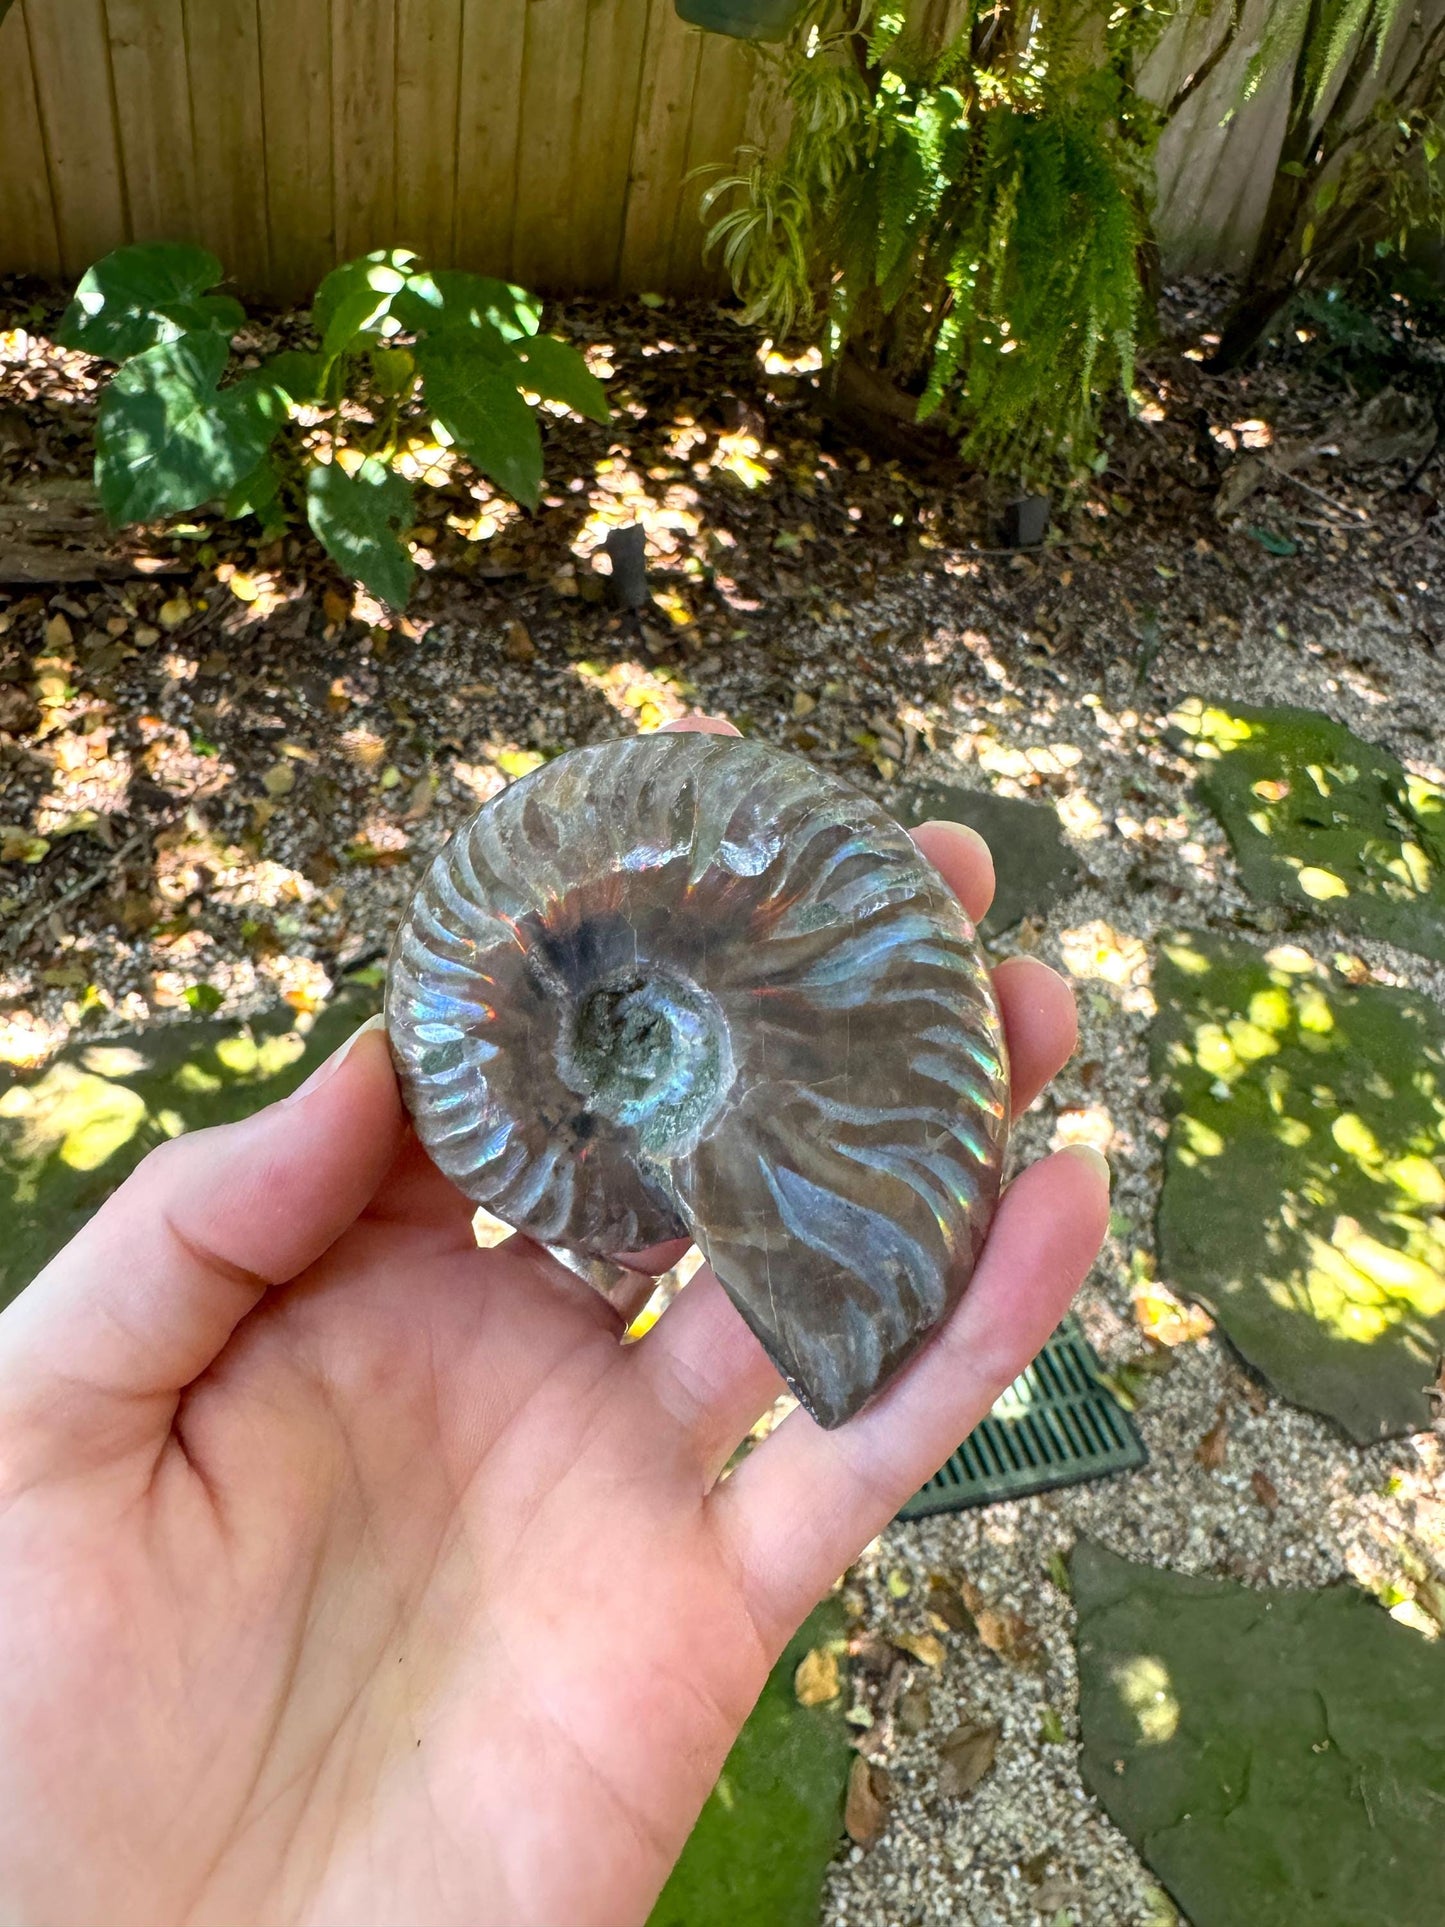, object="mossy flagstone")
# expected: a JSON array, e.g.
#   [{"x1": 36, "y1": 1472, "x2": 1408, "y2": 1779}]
[
  {"x1": 1173, "y1": 698, "x2": 1445, "y2": 962},
  {"x1": 888, "y1": 780, "x2": 1082, "y2": 936},
  {"x1": 1073, "y1": 1538, "x2": 1445, "y2": 1927},
  {"x1": 1151, "y1": 931, "x2": 1445, "y2": 1441},
  {"x1": 648, "y1": 1599, "x2": 852, "y2": 1927},
  {"x1": 0, "y1": 983, "x2": 382, "y2": 1311}
]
